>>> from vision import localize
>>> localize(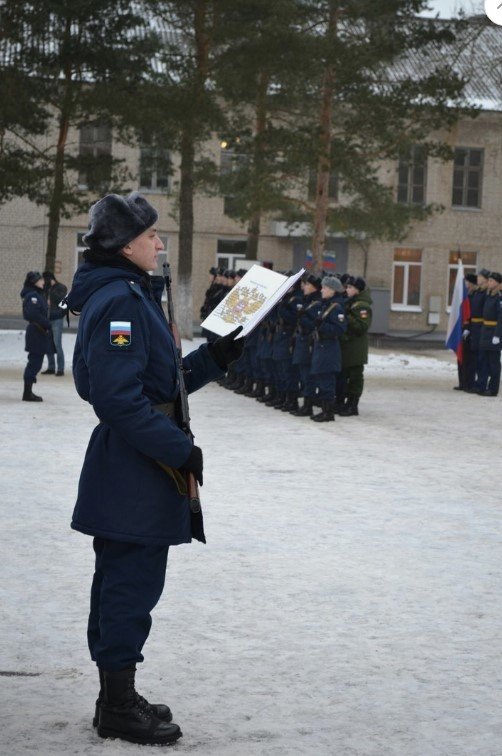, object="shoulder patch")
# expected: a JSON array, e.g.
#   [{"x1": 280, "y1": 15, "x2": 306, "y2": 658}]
[
  {"x1": 359, "y1": 309, "x2": 368, "y2": 318},
  {"x1": 338, "y1": 312, "x2": 345, "y2": 321},
  {"x1": 31, "y1": 297, "x2": 38, "y2": 303},
  {"x1": 110, "y1": 320, "x2": 132, "y2": 347}
]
